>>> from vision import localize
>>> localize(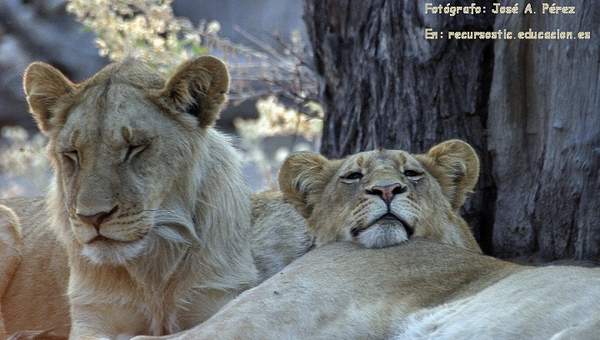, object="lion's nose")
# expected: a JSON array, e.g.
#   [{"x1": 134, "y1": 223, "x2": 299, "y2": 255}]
[
  {"x1": 77, "y1": 206, "x2": 118, "y2": 230},
  {"x1": 366, "y1": 183, "x2": 406, "y2": 203}
]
